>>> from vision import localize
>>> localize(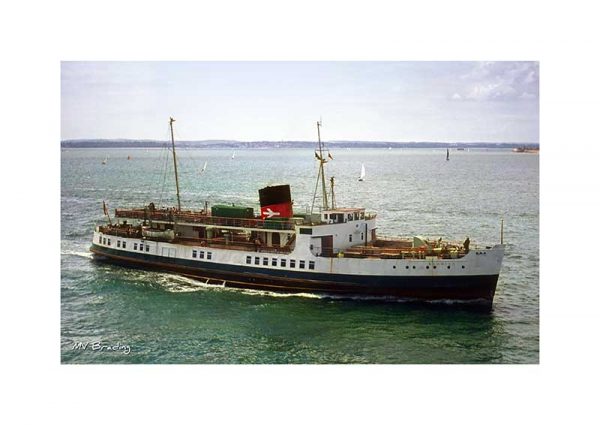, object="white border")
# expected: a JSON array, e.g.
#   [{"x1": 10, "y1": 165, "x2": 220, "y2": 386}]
[{"x1": 3, "y1": 0, "x2": 599, "y2": 423}]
